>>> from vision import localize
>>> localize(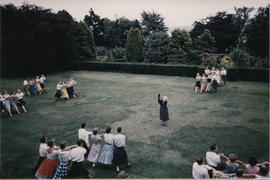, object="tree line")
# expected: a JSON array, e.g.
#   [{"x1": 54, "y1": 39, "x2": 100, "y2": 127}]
[{"x1": 1, "y1": 4, "x2": 269, "y2": 76}]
